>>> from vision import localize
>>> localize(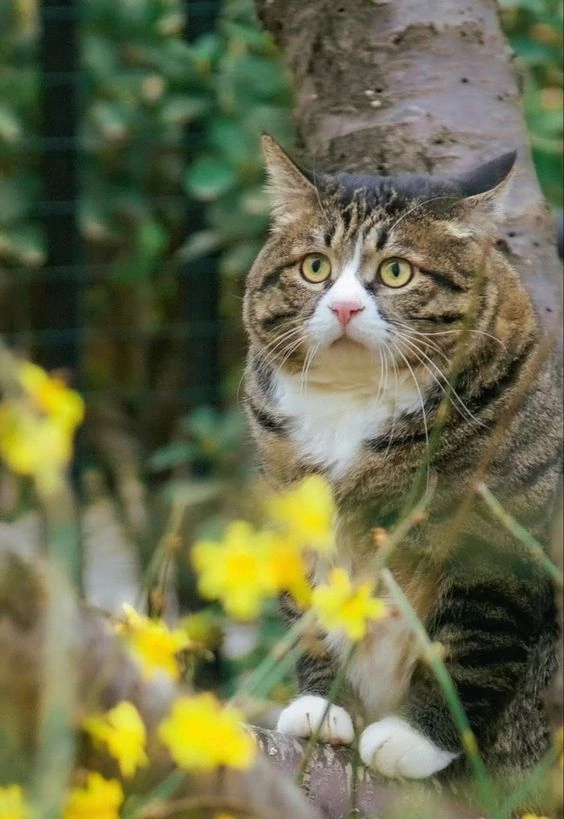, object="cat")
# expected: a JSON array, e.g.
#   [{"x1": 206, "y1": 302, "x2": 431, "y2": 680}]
[{"x1": 243, "y1": 135, "x2": 562, "y2": 783}]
